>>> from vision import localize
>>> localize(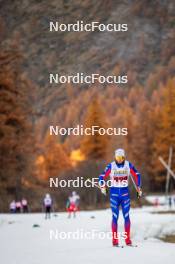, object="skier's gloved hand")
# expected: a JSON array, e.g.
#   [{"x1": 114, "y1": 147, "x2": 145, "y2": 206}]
[
  {"x1": 100, "y1": 187, "x2": 107, "y2": 196},
  {"x1": 137, "y1": 187, "x2": 142, "y2": 198}
]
